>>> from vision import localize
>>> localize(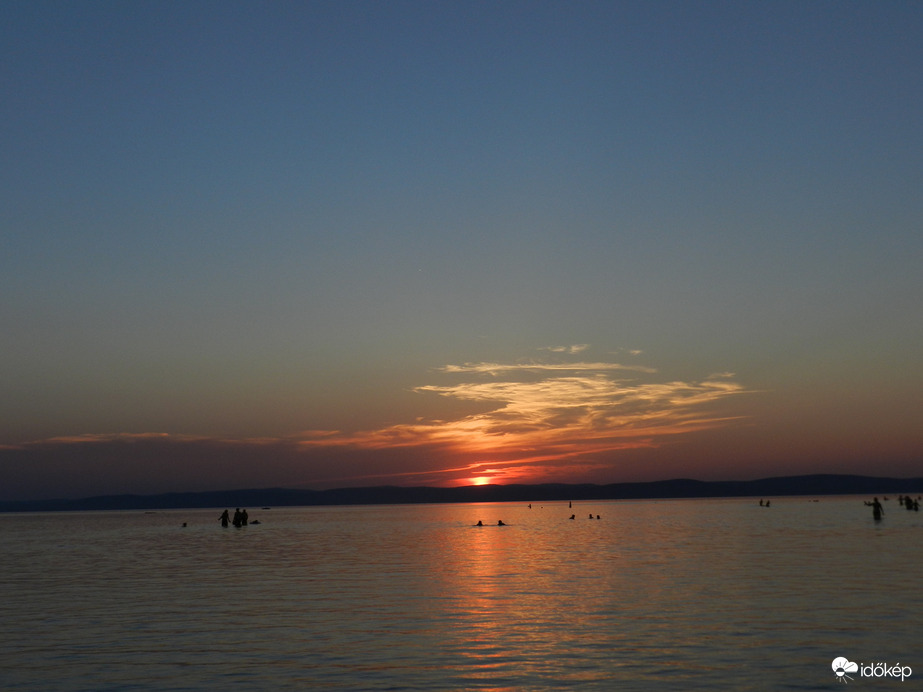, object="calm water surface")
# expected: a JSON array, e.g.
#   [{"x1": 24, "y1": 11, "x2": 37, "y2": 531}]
[{"x1": 1, "y1": 497, "x2": 920, "y2": 690}]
